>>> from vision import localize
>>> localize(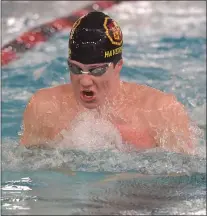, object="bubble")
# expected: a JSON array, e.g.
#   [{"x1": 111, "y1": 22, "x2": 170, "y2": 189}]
[{"x1": 58, "y1": 110, "x2": 131, "y2": 152}]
